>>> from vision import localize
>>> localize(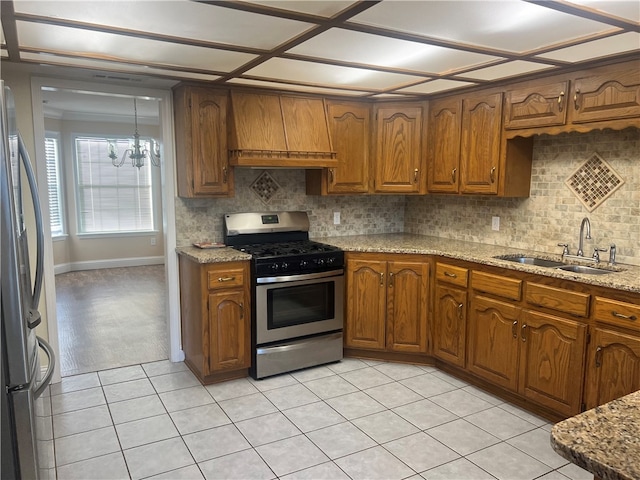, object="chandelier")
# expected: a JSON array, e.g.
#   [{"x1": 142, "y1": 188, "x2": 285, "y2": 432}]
[{"x1": 108, "y1": 98, "x2": 160, "y2": 168}]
